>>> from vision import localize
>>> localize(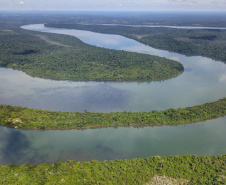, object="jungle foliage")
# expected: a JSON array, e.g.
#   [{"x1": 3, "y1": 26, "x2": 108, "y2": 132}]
[
  {"x1": 0, "y1": 155, "x2": 225, "y2": 184},
  {"x1": 47, "y1": 23, "x2": 226, "y2": 63},
  {"x1": 0, "y1": 98, "x2": 225, "y2": 129},
  {"x1": 0, "y1": 27, "x2": 183, "y2": 81}
]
